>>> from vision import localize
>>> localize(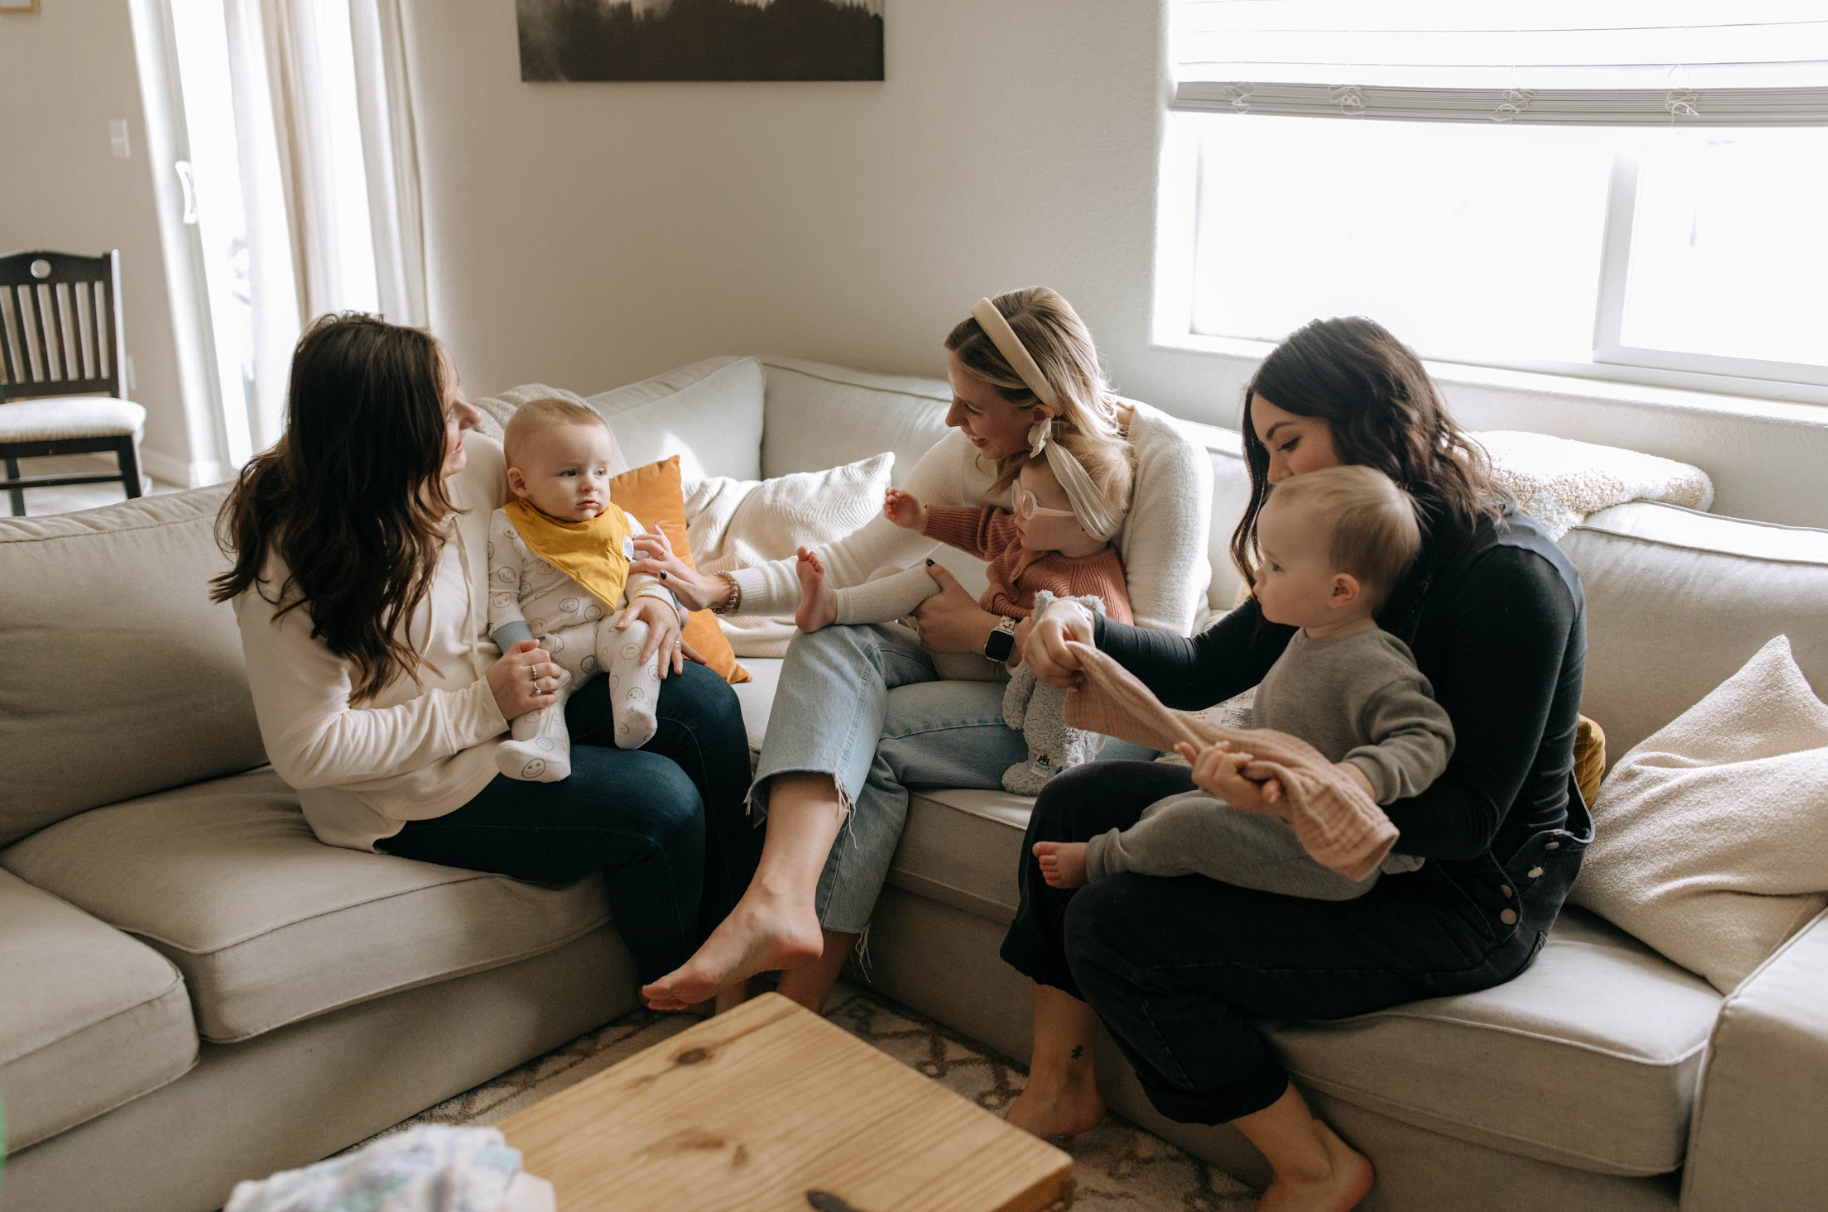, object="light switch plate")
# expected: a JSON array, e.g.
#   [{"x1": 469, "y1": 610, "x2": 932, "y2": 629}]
[{"x1": 110, "y1": 119, "x2": 132, "y2": 159}]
